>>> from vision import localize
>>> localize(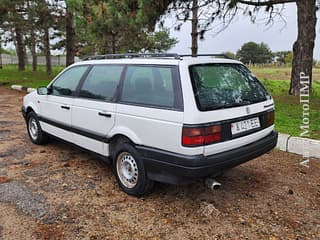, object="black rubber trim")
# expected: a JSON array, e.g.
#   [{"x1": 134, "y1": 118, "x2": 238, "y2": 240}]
[
  {"x1": 38, "y1": 116, "x2": 110, "y2": 143},
  {"x1": 21, "y1": 106, "x2": 27, "y2": 119},
  {"x1": 137, "y1": 130, "x2": 278, "y2": 184},
  {"x1": 44, "y1": 131, "x2": 111, "y2": 164}
]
